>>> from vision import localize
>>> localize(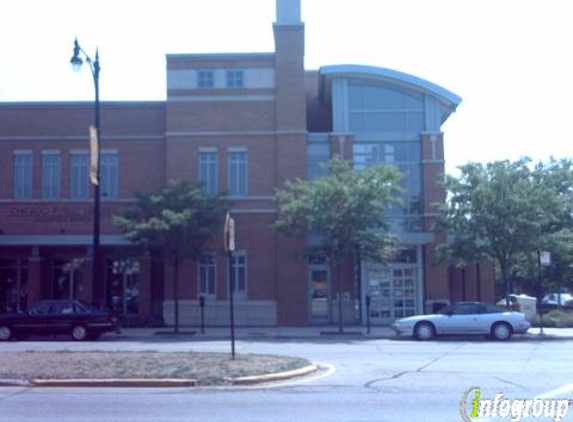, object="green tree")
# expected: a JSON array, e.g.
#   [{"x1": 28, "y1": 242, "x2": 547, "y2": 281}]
[
  {"x1": 272, "y1": 157, "x2": 402, "y2": 333},
  {"x1": 114, "y1": 181, "x2": 226, "y2": 333},
  {"x1": 437, "y1": 158, "x2": 571, "y2": 305}
]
